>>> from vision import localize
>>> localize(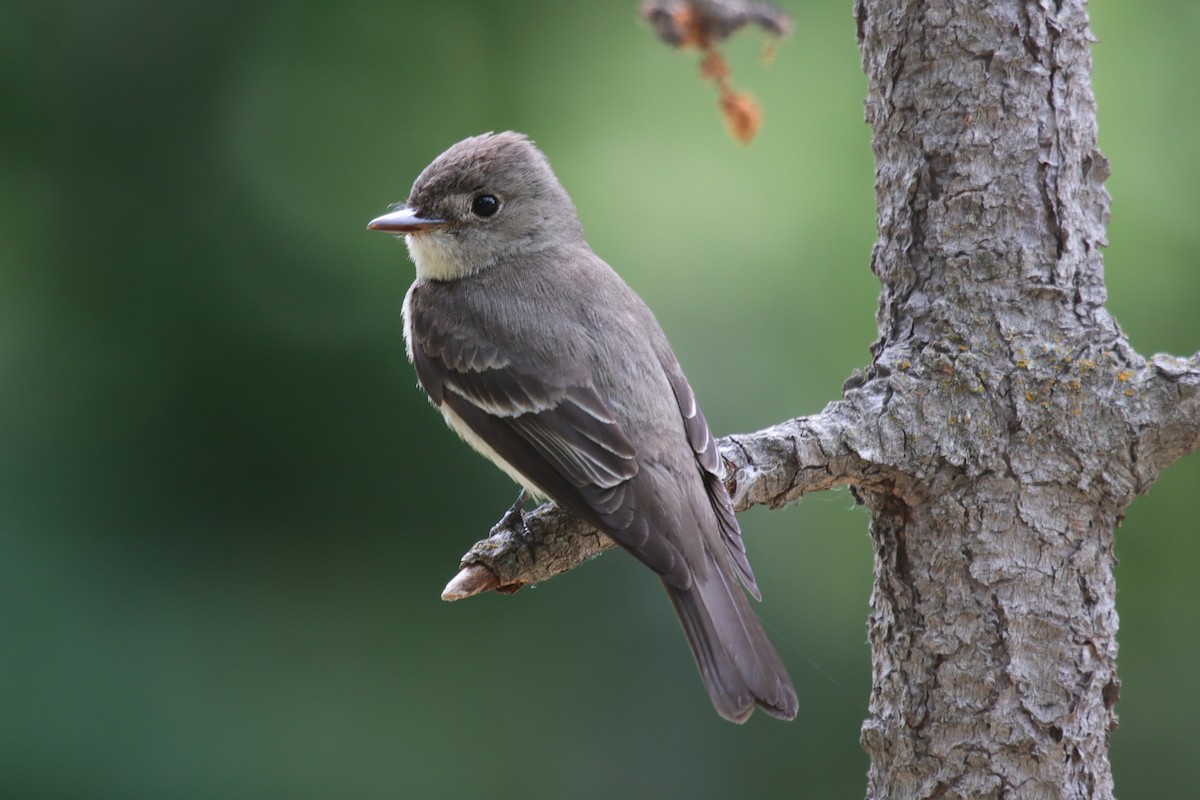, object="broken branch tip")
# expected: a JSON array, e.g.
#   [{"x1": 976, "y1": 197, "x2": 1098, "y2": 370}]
[{"x1": 441, "y1": 563, "x2": 501, "y2": 601}]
